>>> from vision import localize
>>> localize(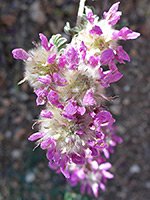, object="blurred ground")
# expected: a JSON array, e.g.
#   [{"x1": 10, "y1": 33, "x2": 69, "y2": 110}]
[{"x1": 0, "y1": 0, "x2": 150, "y2": 199}]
